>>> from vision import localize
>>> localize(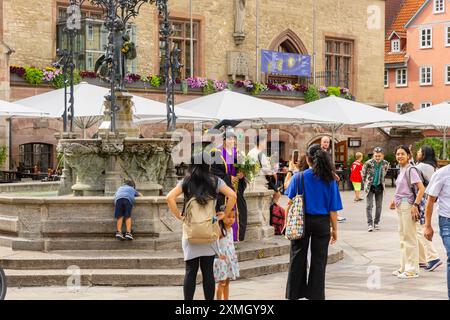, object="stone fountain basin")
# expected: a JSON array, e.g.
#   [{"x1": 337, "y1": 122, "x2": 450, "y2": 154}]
[{"x1": 0, "y1": 189, "x2": 273, "y2": 252}]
